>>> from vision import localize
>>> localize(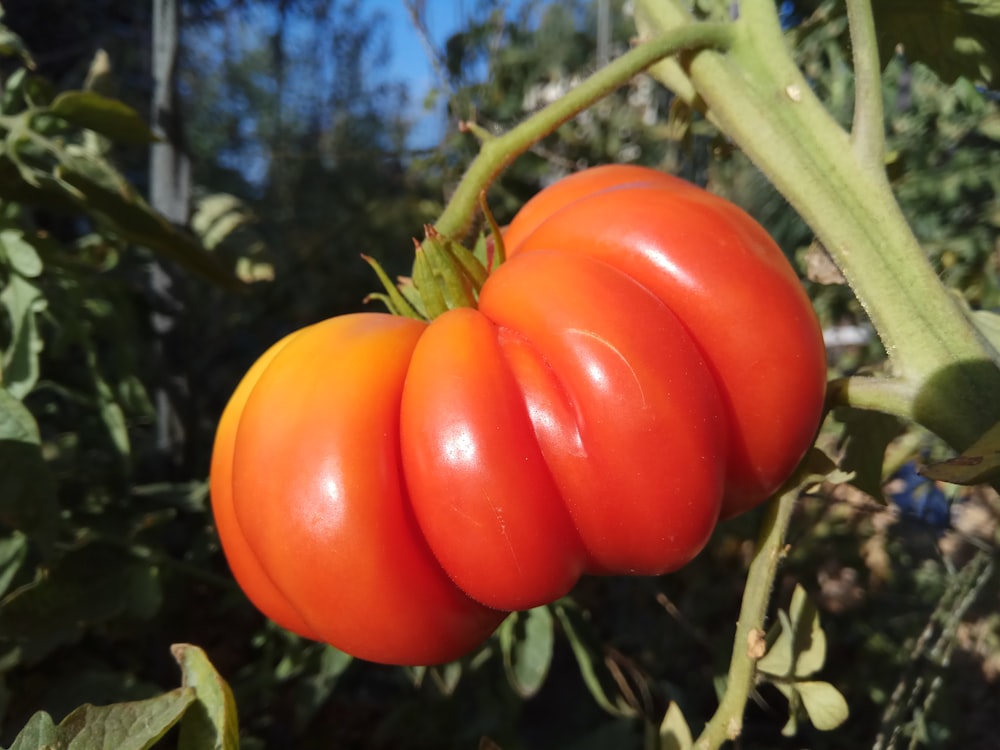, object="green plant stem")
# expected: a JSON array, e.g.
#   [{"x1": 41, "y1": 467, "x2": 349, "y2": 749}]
[
  {"x1": 826, "y1": 375, "x2": 918, "y2": 421},
  {"x1": 432, "y1": 21, "x2": 735, "y2": 240},
  {"x1": 635, "y1": 0, "x2": 1000, "y2": 452},
  {"x1": 695, "y1": 471, "x2": 802, "y2": 749},
  {"x1": 845, "y1": 0, "x2": 886, "y2": 170}
]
